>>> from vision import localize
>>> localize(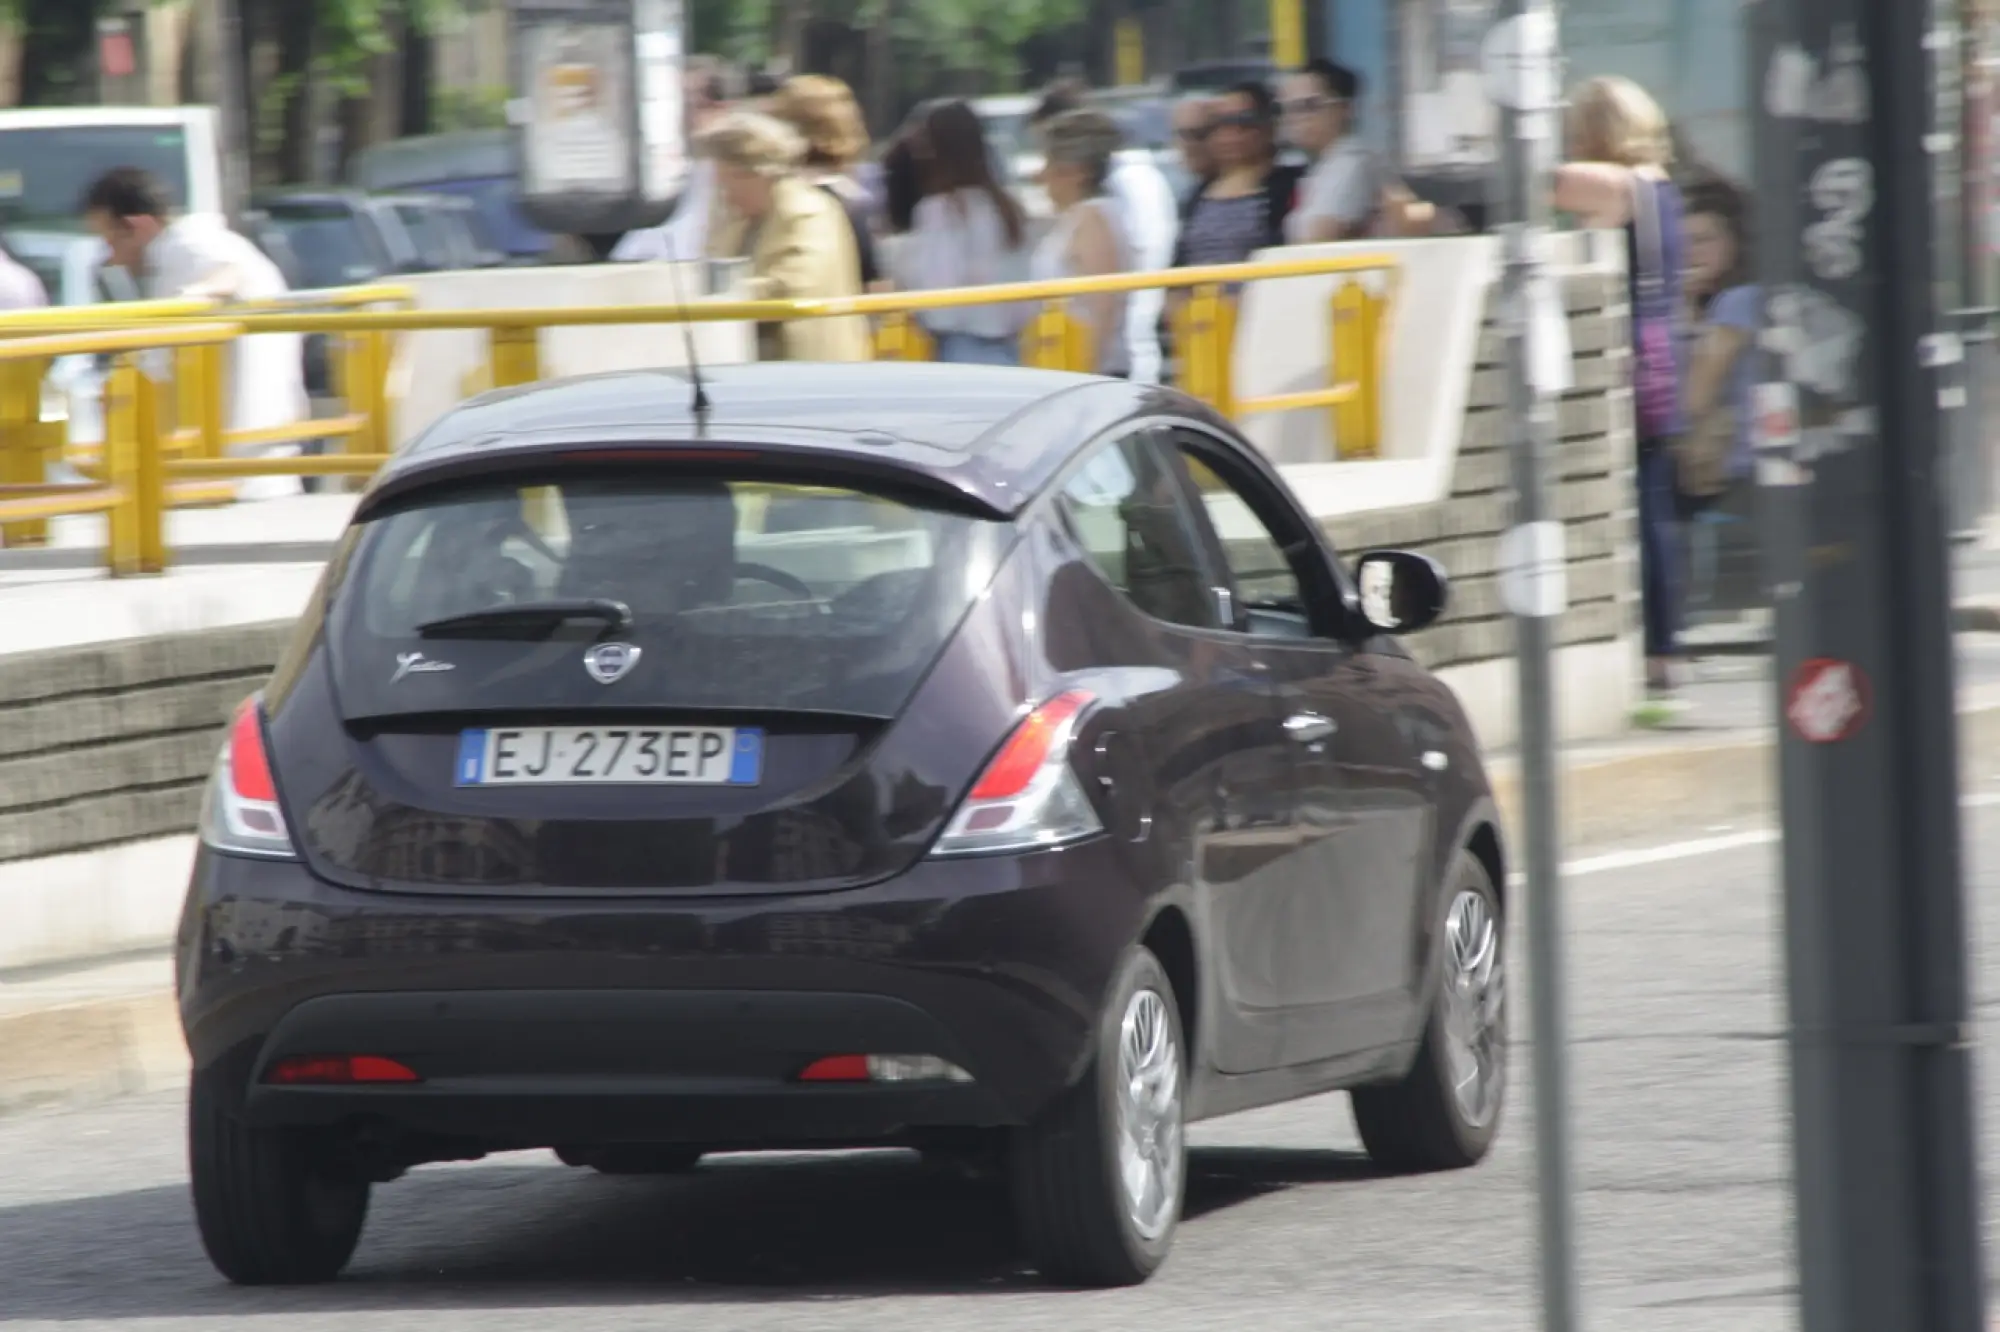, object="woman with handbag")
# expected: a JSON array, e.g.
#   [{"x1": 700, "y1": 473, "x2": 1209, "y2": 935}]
[{"x1": 1554, "y1": 75, "x2": 1690, "y2": 699}]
